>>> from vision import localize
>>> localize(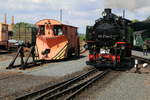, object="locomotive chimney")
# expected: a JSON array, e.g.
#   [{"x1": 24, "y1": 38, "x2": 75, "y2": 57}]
[
  {"x1": 12, "y1": 16, "x2": 14, "y2": 25},
  {"x1": 104, "y1": 8, "x2": 112, "y2": 15},
  {"x1": 4, "y1": 14, "x2": 7, "y2": 24}
]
